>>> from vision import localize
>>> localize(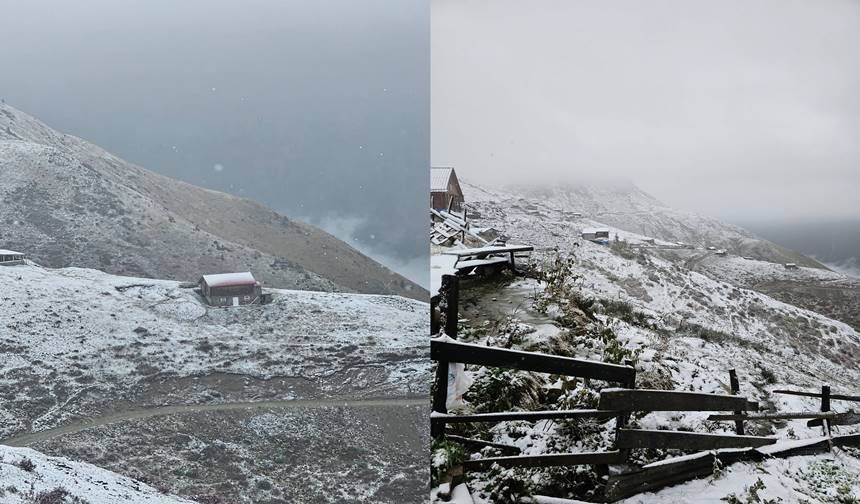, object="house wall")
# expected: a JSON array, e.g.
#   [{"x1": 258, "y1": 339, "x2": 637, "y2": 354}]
[{"x1": 201, "y1": 282, "x2": 262, "y2": 306}]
